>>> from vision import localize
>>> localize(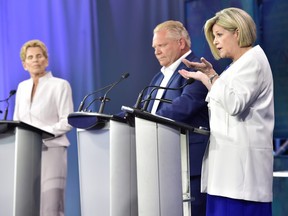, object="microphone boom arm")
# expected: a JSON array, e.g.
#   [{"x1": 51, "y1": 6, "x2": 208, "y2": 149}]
[
  {"x1": 77, "y1": 84, "x2": 114, "y2": 111},
  {"x1": 1, "y1": 90, "x2": 16, "y2": 120},
  {"x1": 142, "y1": 78, "x2": 194, "y2": 111},
  {"x1": 98, "y1": 72, "x2": 130, "y2": 113}
]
